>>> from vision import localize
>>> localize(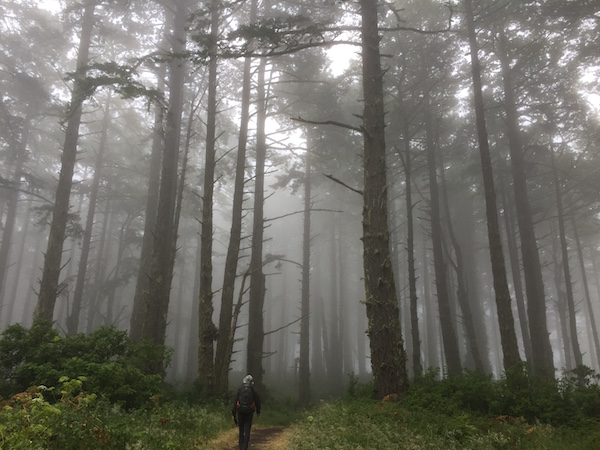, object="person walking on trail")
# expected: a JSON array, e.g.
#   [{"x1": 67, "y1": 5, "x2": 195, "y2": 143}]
[{"x1": 232, "y1": 374, "x2": 261, "y2": 450}]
